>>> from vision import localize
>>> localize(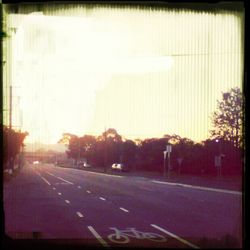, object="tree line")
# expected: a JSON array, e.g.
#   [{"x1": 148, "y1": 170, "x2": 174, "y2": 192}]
[{"x1": 59, "y1": 87, "x2": 243, "y2": 176}]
